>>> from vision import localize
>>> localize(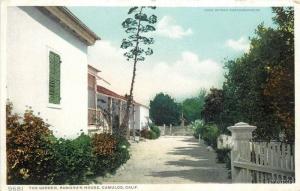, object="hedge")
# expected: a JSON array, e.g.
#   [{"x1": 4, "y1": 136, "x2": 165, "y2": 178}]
[{"x1": 6, "y1": 102, "x2": 130, "y2": 185}]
